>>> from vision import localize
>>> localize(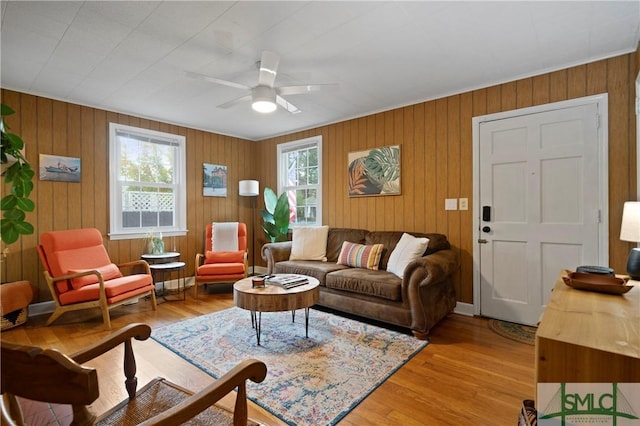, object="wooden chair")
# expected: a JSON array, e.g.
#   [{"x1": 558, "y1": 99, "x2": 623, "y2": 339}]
[
  {"x1": 195, "y1": 222, "x2": 248, "y2": 298},
  {"x1": 0, "y1": 323, "x2": 268, "y2": 426},
  {"x1": 37, "y1": 228, "x2": 157, "y2": 330}
]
